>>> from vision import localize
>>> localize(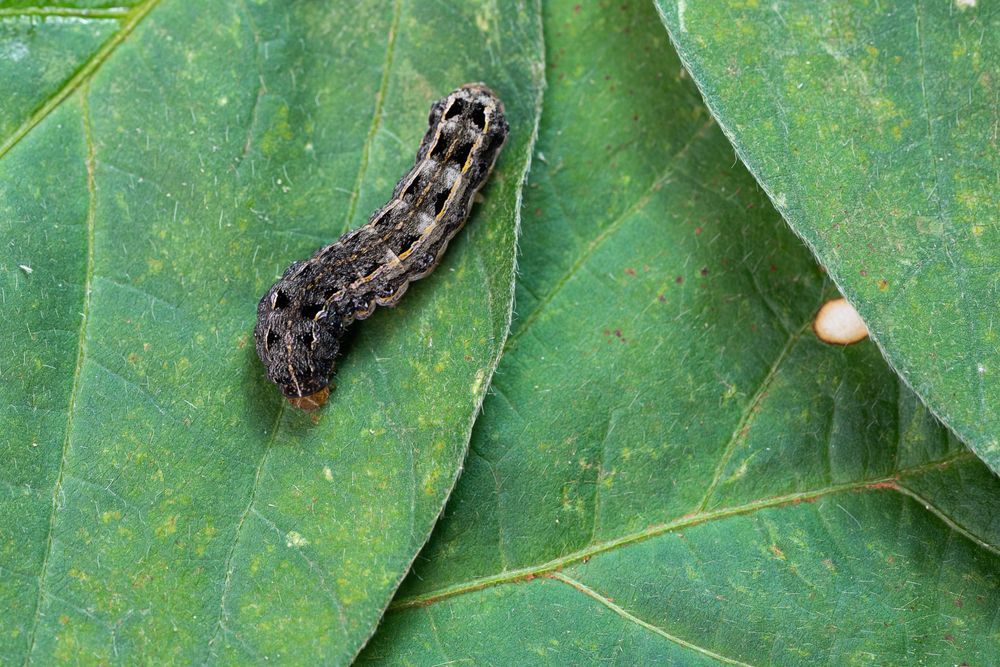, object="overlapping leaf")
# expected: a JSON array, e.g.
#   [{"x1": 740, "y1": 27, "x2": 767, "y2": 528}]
[
  {"x1": 654, "y1": 0, "x2": 1000, "y2": 472},
  {"x1": 361, "y1": 1, "x2": 1000, "y2": 663},
  {"x1": 0, "y1": 0, "x2": 542, "y2": 662}
]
